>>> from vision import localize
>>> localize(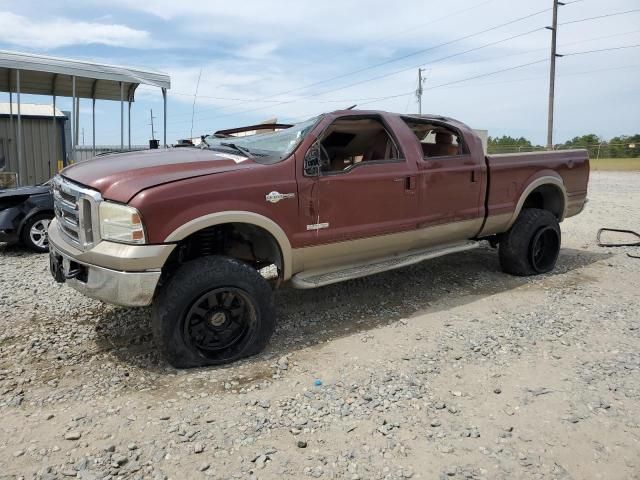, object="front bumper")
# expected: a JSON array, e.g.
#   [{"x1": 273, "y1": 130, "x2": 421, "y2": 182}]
[{"x1": 48, "y1": 219, "x2": 174, "y2": 307}]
